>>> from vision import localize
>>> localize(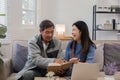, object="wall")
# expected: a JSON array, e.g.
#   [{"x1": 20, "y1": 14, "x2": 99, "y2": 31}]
[
  {"x1": 6, "y1": 0, "x2": 95, "y2": 40},
  {"x1": 40, "y1": 0, "x2": 95, "y2": 37}
]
